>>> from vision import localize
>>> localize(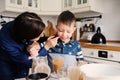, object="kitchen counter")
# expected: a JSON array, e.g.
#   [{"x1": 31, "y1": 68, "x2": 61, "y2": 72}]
[{"x1": 80, "y1": 40, "x2": 120, "y2": 51}]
